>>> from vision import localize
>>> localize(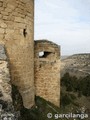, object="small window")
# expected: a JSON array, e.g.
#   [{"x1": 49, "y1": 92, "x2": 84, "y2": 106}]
[
  {"x1": 23, "y1": 29, "x2": 27, "y2": 37},
  {"x1": 39, "y1": 51, "x2": 53, "y2": 58}
]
